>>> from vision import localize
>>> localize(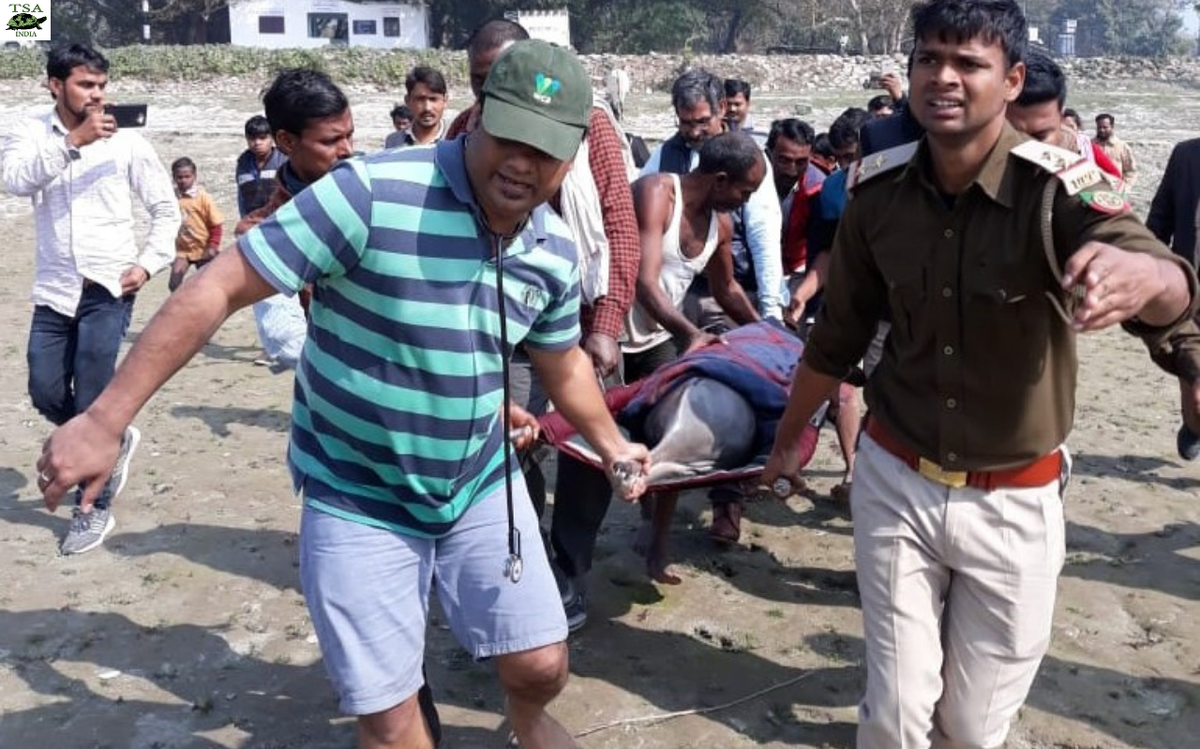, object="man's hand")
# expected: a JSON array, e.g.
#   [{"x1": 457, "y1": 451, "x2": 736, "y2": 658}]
[
  {"x1": 604, "y1": 441, "x2": 652, "y2": 501},
  {"x1": 683, "y1": 330, "x2": 724, "y2": 355},
  {"x1": 1063, "y1": 241, "x2": 1167, "y2": 332},
  {"x1": 505, "y1": 401, "x2": 541, "y2": 451},
  {"x1": 583, "y1": 332, "x2": 621, "y2": 378},
  {"x1": 120, "y1": 265, "x2": 150, "y2": 295},
  {"x1": 785, "y1": 288, "x2": 811, "y2": 330},
  {"x1": 37, "y1": 411, "x2": 124, "y2": 512},
  {"x1": 759, "y1": 440, "x2": 805, "y2": 500},
  {"x1": 880, "y1": 72, "x2": 904, "y2": 102},
  {"x1": 202, "y1": 246, "x2": 220, "y2": 262},
  {"x1": 67, "y1": 109, "x2": 117, "y2": 149}
]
